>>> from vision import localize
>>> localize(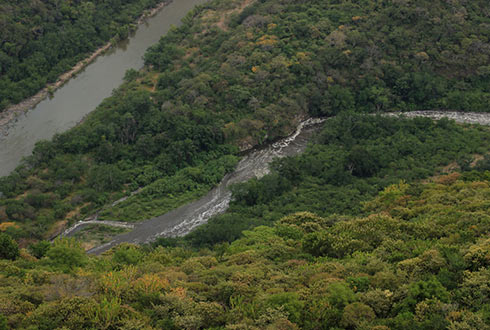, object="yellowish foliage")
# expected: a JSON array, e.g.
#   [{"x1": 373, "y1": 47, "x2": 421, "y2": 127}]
[
  {"x1": 171, "y1": 287, "x2": 188, "y2": 299},
  {"x1": 295, "y1": 52, "x2": 309, "y2": 61},
  {"x1": 99, "y1": 266, "x2": 137, "y2": 298},
  {"x1": 415, "y1": 51, "x2": 430, "y2": 61},
  {"x1": 326, "y1": 30, "x2": 347, "y2": 47},
  {"x1": 19, "y1": 249, "x2": 36, "y2": 262},
  {"x1": 434, "y1": 172, "x2": 461, "y2": 185},
  {"x1": 256, "y1": 35, "x2": 278, "y2": 47},
  {"x1": 134, "y1": 273, "x2": 169, "y2": 295},
  {"x1": 464, "y1": 238, "x2": 490, "y2": 269},
  {"x1": 0, "y1": 222, "x2": 19, "y2": 231}
]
